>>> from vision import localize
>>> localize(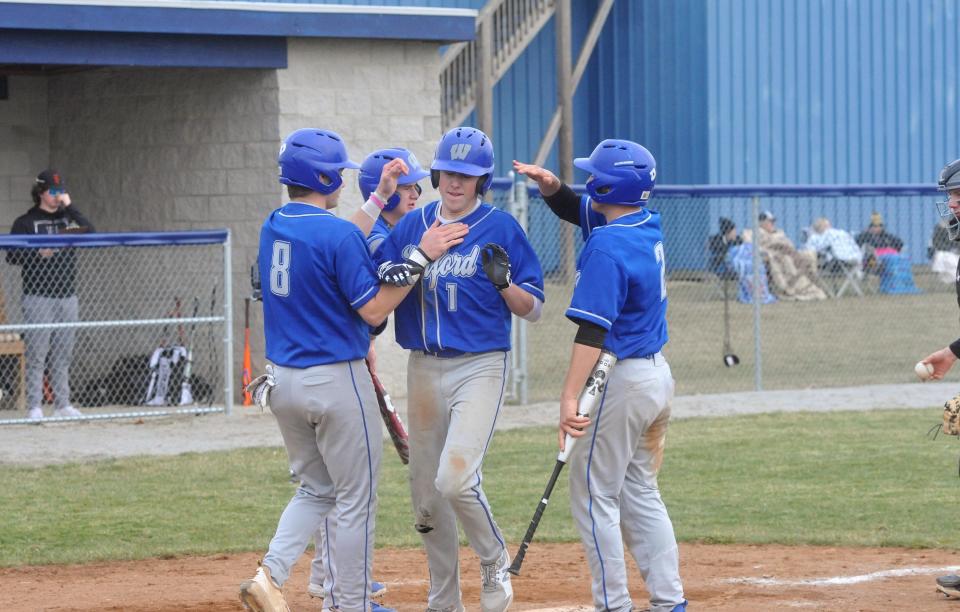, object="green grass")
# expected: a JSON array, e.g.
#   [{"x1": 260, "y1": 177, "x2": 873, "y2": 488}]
[
  {"x1": 524, "y1": 270, "x2": 954, "y2": 400},
  {"x1": 2, "y1": 408, "x2": 959, "y2": 566}
]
